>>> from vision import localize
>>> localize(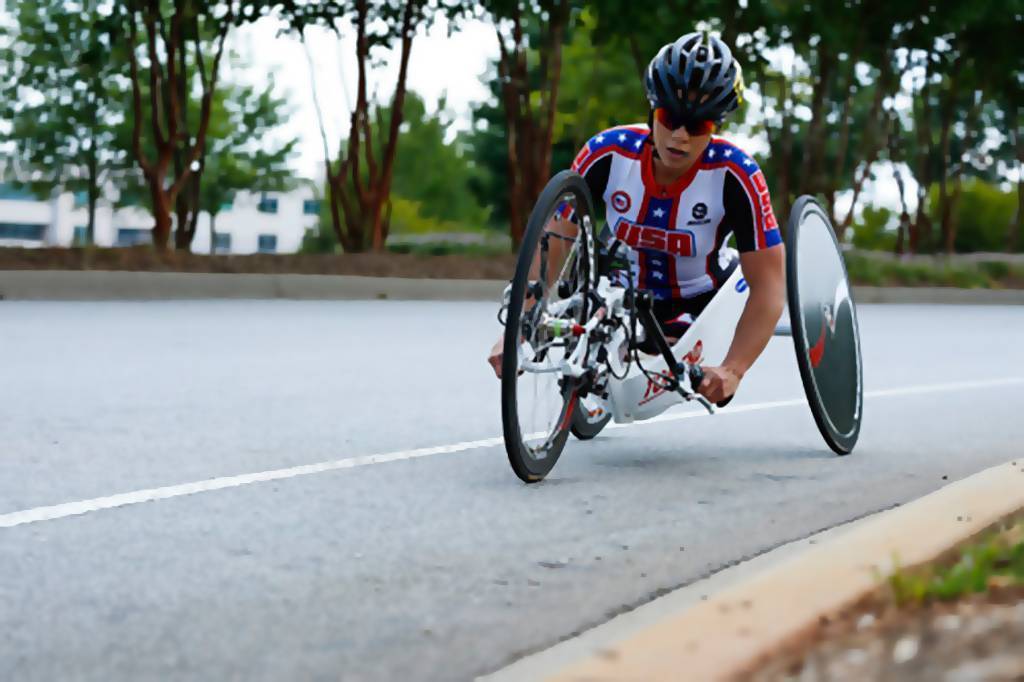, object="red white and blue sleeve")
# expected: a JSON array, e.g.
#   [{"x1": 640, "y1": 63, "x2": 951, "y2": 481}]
[{"x1": 723, "y1": 162, "x2": 782, "y2": 252}]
